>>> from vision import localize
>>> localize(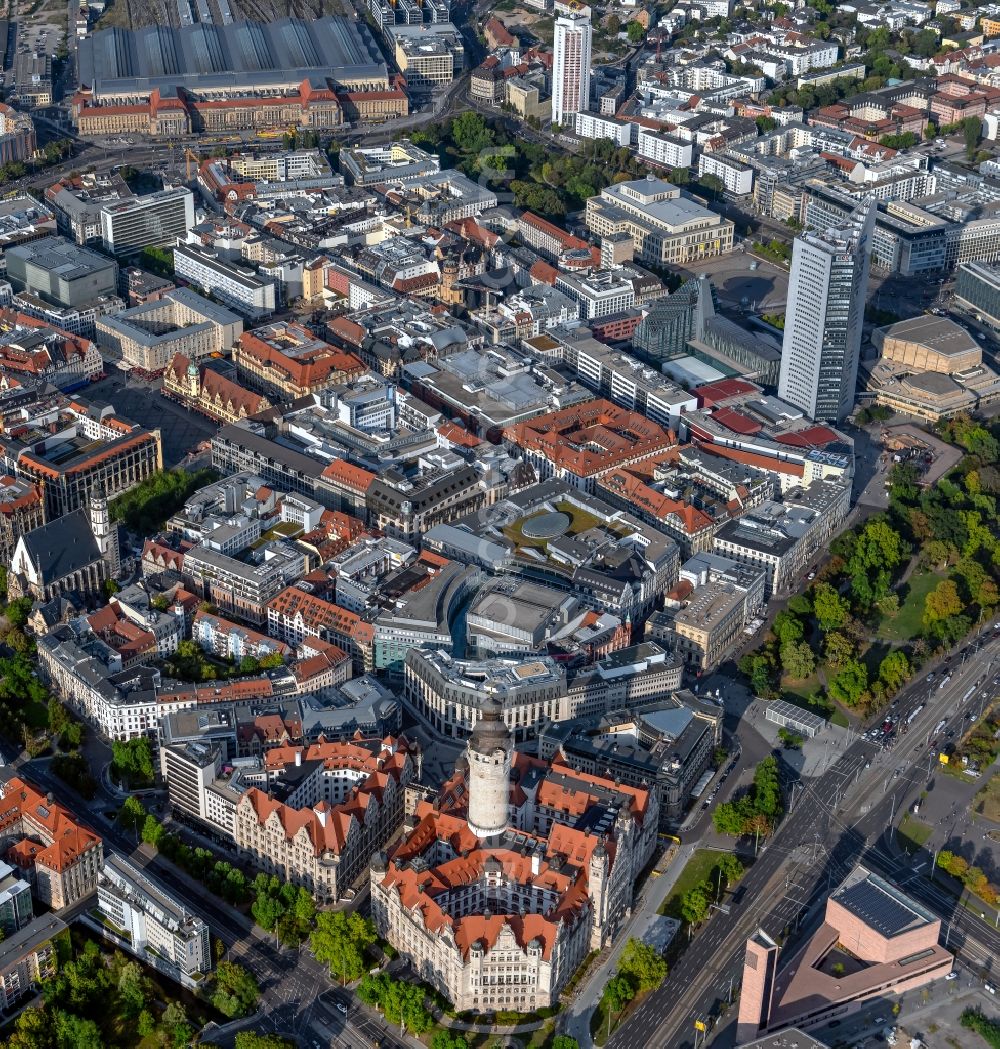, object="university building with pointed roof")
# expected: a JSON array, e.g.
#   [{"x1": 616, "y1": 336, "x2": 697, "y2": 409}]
[{"x1": 369, "y1": 699, "x2": 658, "y2": 1012}]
